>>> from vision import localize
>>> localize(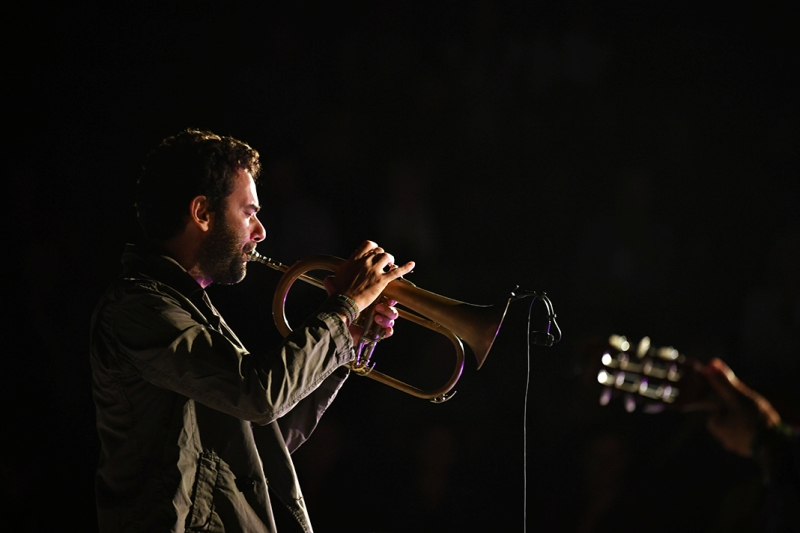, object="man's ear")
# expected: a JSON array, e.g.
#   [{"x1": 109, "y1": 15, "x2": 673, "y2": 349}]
[{"x1": 189, "y1": 196, "x2": 215, "y2": 233}]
